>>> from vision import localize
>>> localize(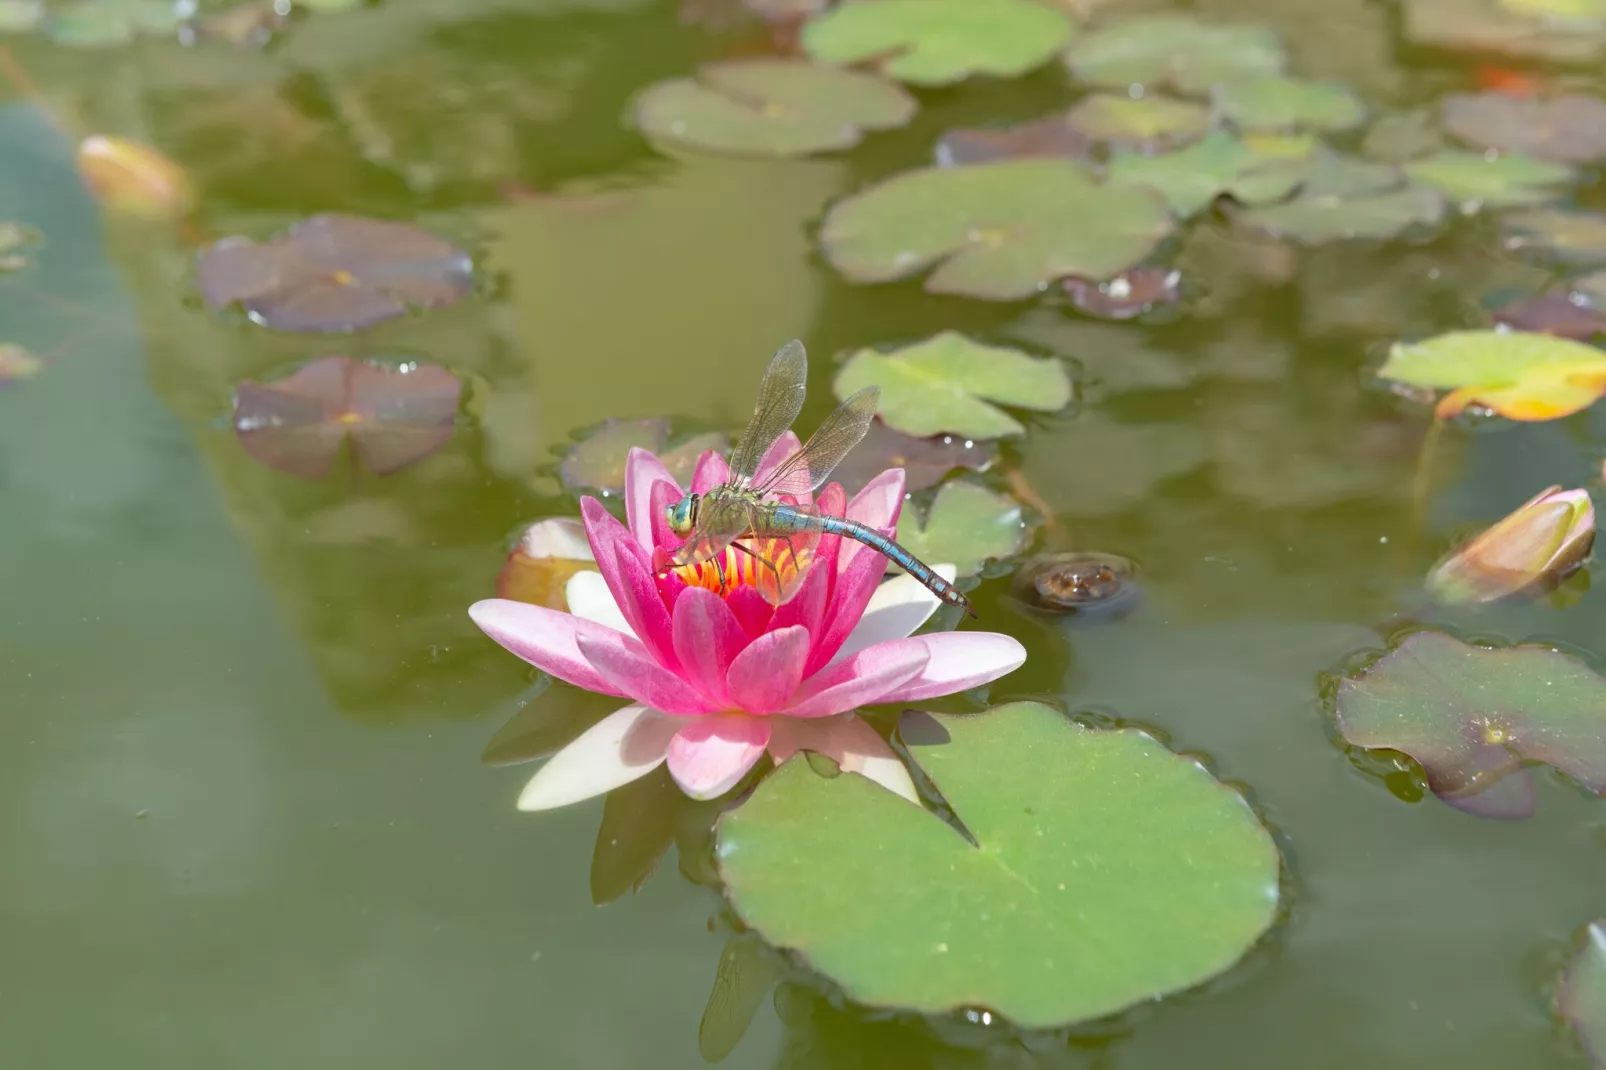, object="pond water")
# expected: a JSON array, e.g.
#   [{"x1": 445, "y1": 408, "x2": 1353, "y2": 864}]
[{"x1": 4, "y1": 0, "x2": 1606, "y2": 1066}]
